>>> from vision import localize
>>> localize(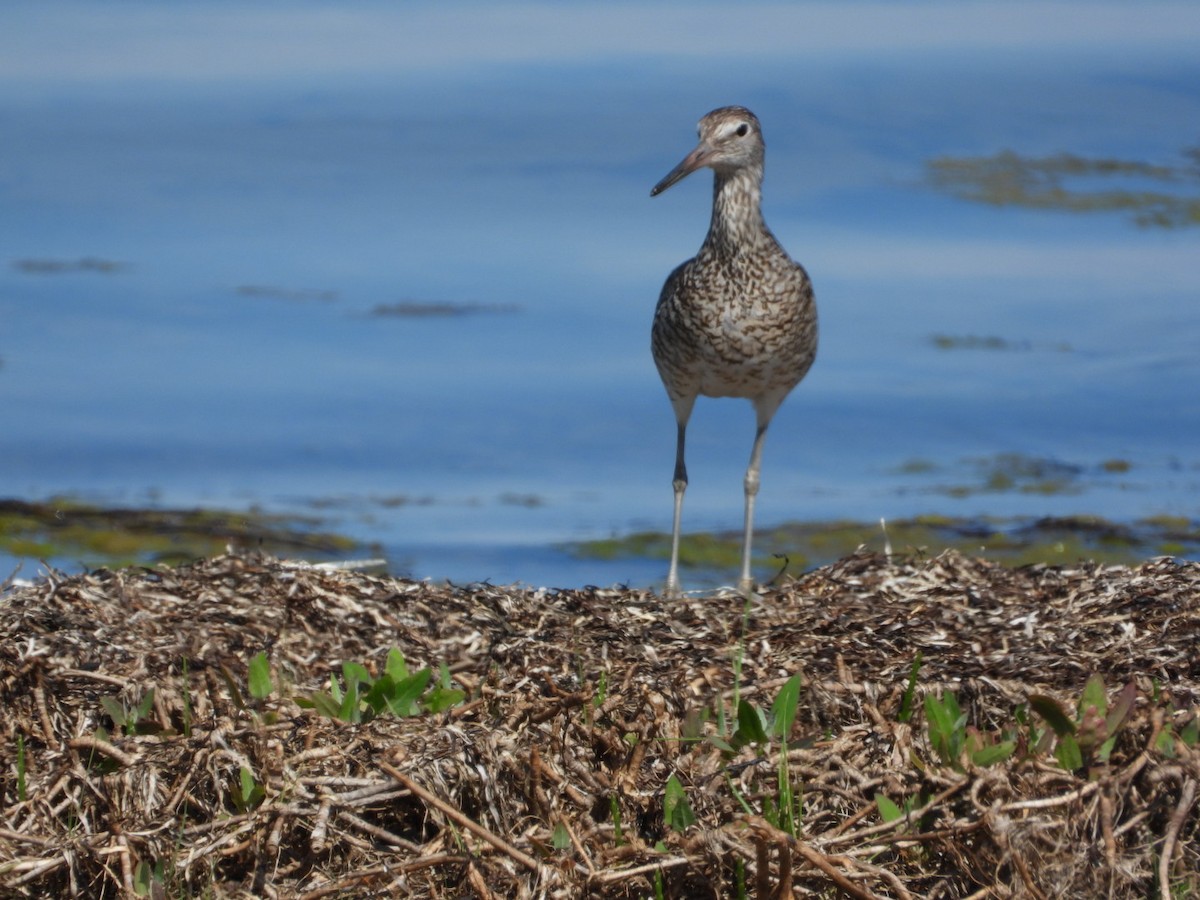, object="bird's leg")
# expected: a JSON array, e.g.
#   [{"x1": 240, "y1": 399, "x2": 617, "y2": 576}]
[
  {"x1": 665, "y1": 421, "x2": 688, "y2": 598},
  {"x1": 739, "y1": 423, "x2": 769, "y2": 596}
]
